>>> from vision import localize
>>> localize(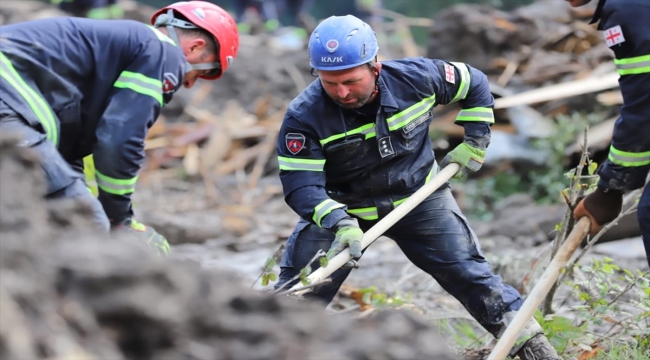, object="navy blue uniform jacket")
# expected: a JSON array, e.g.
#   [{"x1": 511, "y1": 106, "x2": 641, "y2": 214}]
[
  {"x1": 277, "y1": 58, "x2": 495, "y2": 230},
  {"x1": 0, "y1": 17, "x2": 186, "y2": 222}
]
